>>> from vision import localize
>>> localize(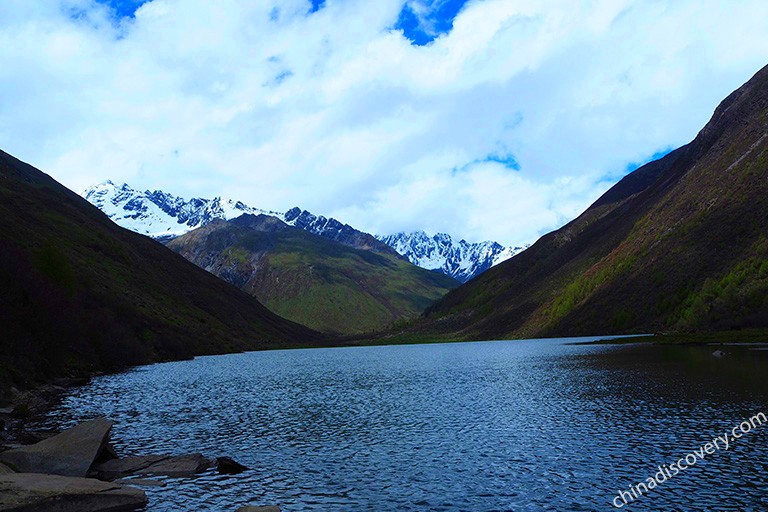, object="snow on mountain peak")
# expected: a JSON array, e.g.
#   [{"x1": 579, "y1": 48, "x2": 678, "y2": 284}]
[
  {"x1": 82, "y1": 181, "x2": 528, "y2": 281},
  {"x1": 81, "y1": 181, "x2": 280, "y2": 239},
  {"x1": 376, "y1": 231, "x2": 529, "y2": 283}
]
